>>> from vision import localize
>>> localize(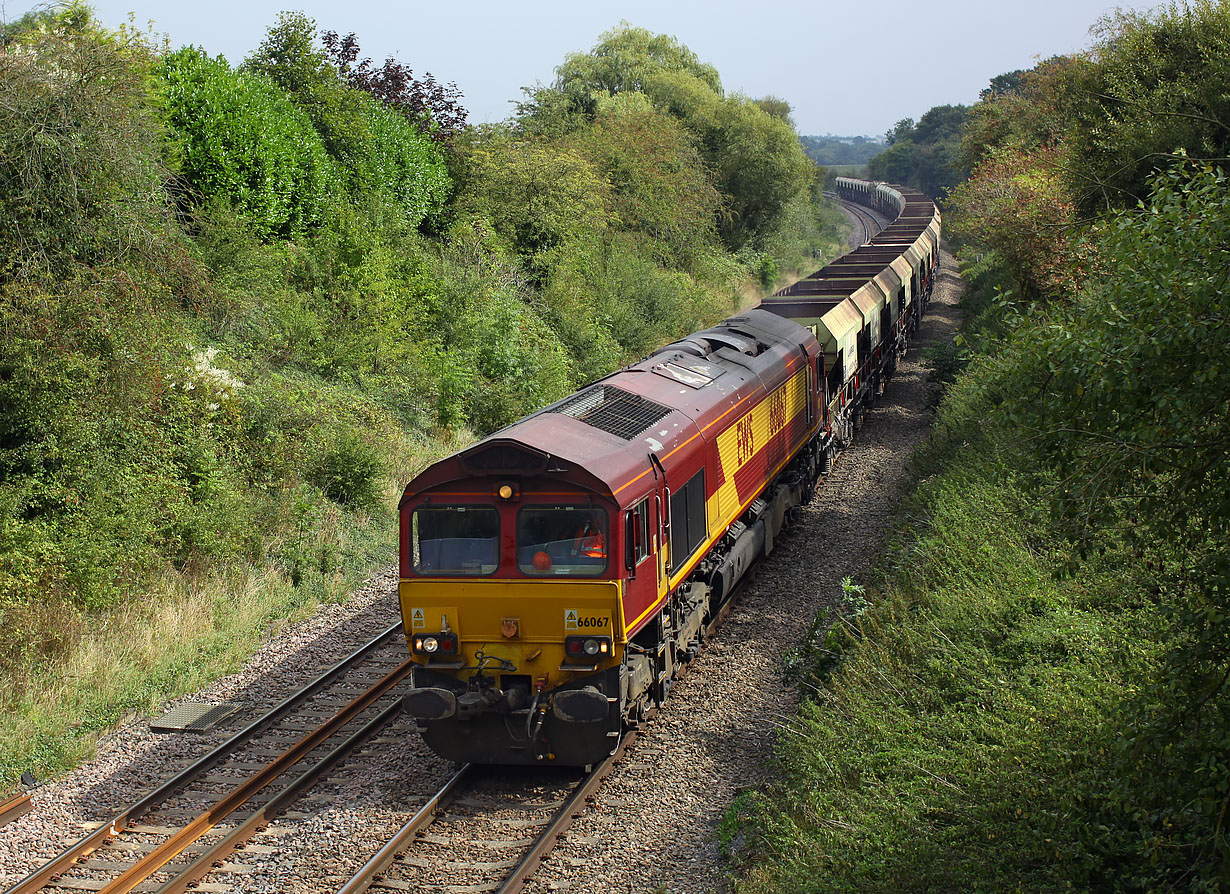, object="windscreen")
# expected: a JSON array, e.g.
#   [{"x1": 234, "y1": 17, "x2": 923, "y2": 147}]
[
  {"x1": 412, "y1": 506, "x2": 499, "y2": 575},
  {"x1": 517, "y1": 506, "x2": 608, "y2": 577}
]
